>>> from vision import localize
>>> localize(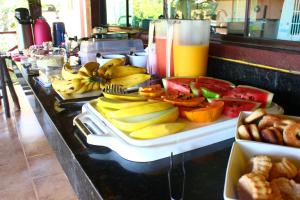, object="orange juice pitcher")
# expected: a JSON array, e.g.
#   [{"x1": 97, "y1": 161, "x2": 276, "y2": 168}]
[{"x1": 173, "y1": 20, "x2": 210, "y2": 77}]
